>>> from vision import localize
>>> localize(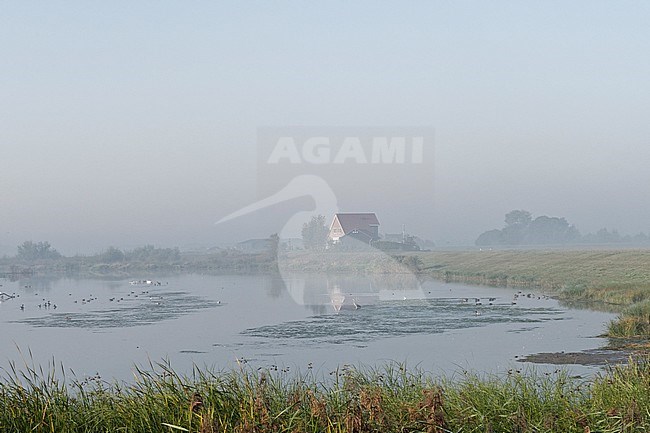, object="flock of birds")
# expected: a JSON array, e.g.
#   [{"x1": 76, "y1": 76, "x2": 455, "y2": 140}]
[
  {"x1": 459, "y1": 290, "x2": 552, "y2": 316},
  {"x1": 335, "y1": 289, "x2": 552, "y2": 316},
  {"x1": 1, "y1": 279, "x2": 231, "y2": 317},
  {"x1": 3, "y1": 282, "x2": 170, "y2": 312},
  {"x1": 6, "y1": 280, "x2": 551, "y2": 320}
]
